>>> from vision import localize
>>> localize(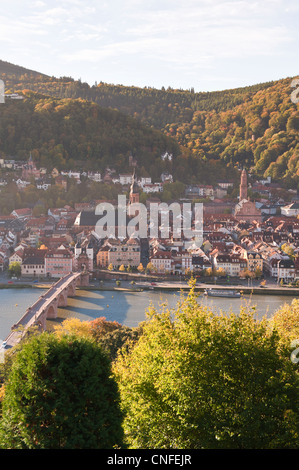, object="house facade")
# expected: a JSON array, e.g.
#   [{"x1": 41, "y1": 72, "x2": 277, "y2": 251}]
[
  {"x1": 44, "y1": 247, "x2": 74, "y2": 278},
  {"x1": 150, "y1": 250, "x2": 173, "y2": 273},
  {"x1": 108, "y1": 238, "x2": 140, "y2": 269}
]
